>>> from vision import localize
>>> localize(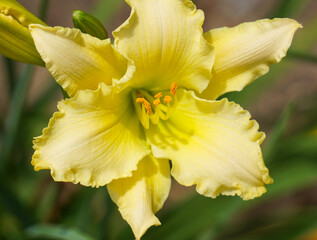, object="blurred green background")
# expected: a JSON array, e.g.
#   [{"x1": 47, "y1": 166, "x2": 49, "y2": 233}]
[{"x1": 0, "y1": 0, "x2": 317, "y2": 239}]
